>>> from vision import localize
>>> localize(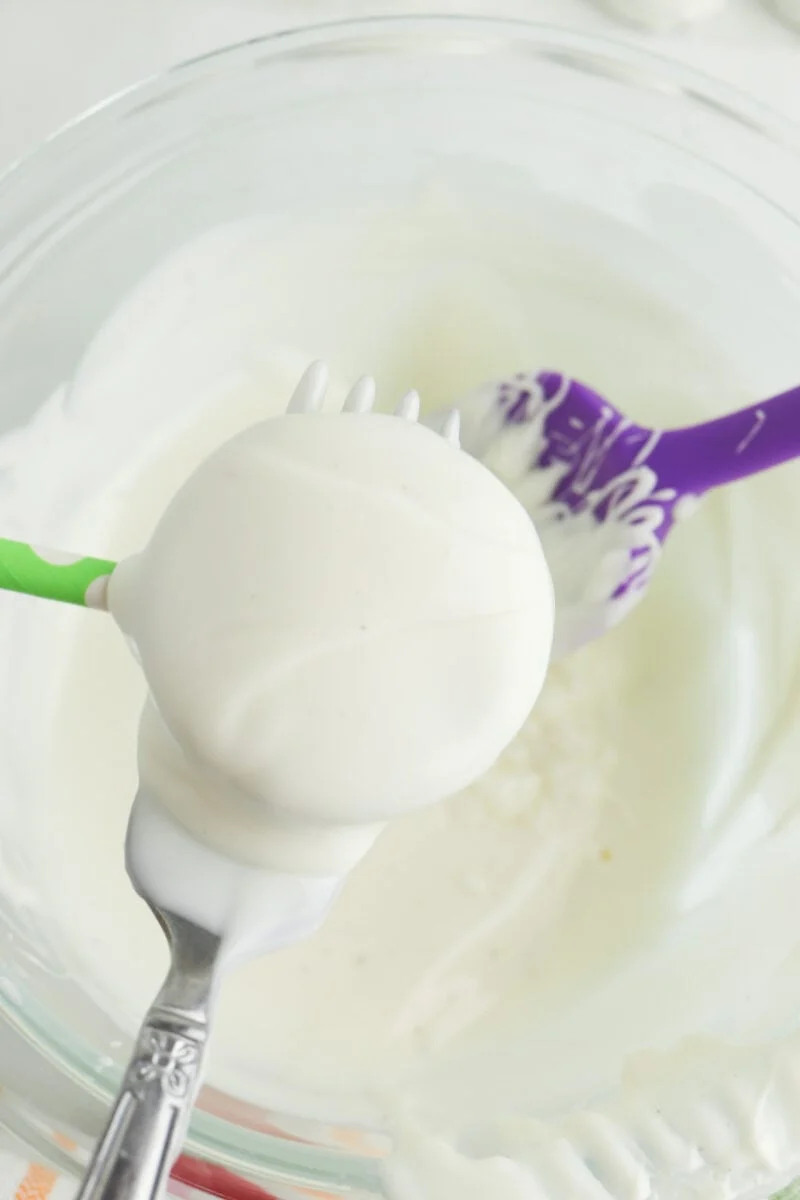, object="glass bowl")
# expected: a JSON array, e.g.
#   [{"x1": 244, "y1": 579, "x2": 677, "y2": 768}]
[{"x1": 2, "y1": 15, "x2": 800, "y2": 1200}]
